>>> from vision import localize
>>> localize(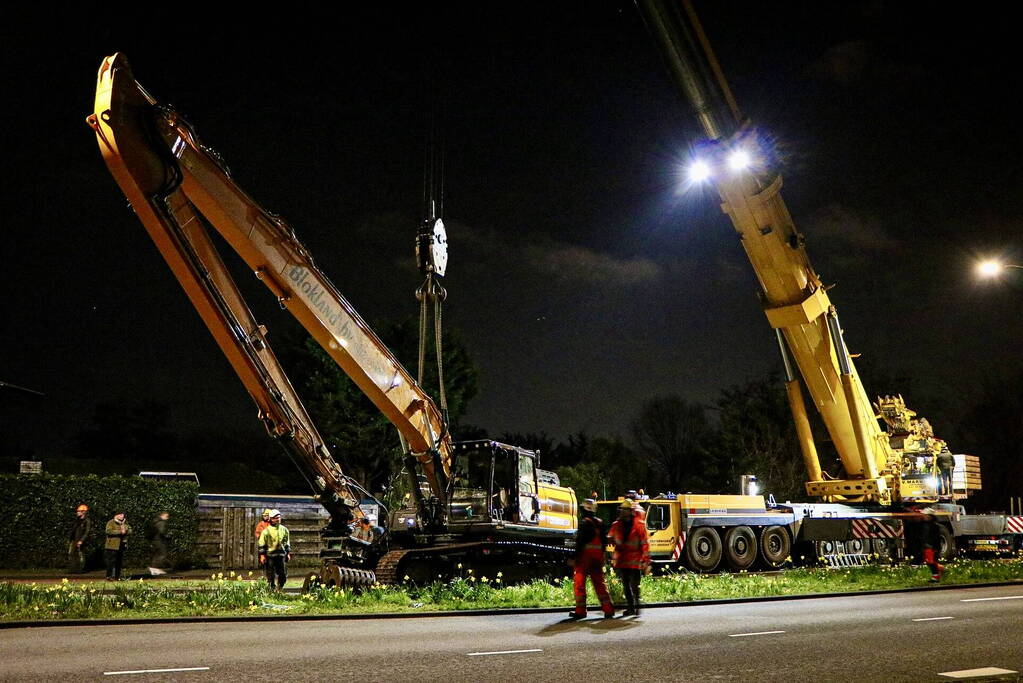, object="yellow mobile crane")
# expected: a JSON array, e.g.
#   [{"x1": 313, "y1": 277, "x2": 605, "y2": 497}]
[
  {"x1": 598, "y1": 0, "x2": 995, "y2": 570},
  {"x1": 89, "y1": 54, "x2": 577, "y2": 587}
]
